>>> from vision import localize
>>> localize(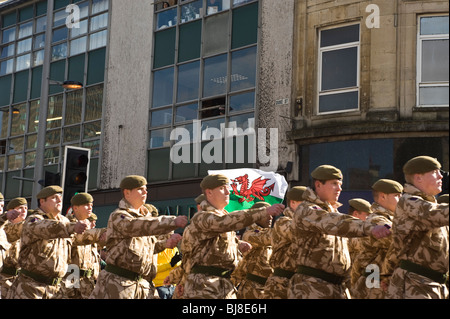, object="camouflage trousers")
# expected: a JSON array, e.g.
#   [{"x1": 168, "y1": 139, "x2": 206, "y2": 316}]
[
  {"x1": 386, "y1": 268, "x2": 449, "y2": 299},
  {"x1": 350, "y1": 275, "x2": 385, "y2": 299},
  {"x1": 89, "y1": 270, "x2": 158, "y2": 299},
  {"x1": 183, "y1": 273, "x2": 237, "y2": 299},
  {"x1": 263, "y1": 275, "x2": 290, "y2": 299},
  {"x1": 288, "y1": 274, "x2": 351, "y2": 299},
  {"x1": 5, "y1": 273, "x2": 63, "y2": 299},
  {"x1": 0, "y1": 274, "x2": 17, "y2": 299},
  {"x1": 61, "y1": 276, "x2": 97, "y2": 299},
  {"x1": 236, "y1": 278, "x2": 265, "y2": 299}
]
